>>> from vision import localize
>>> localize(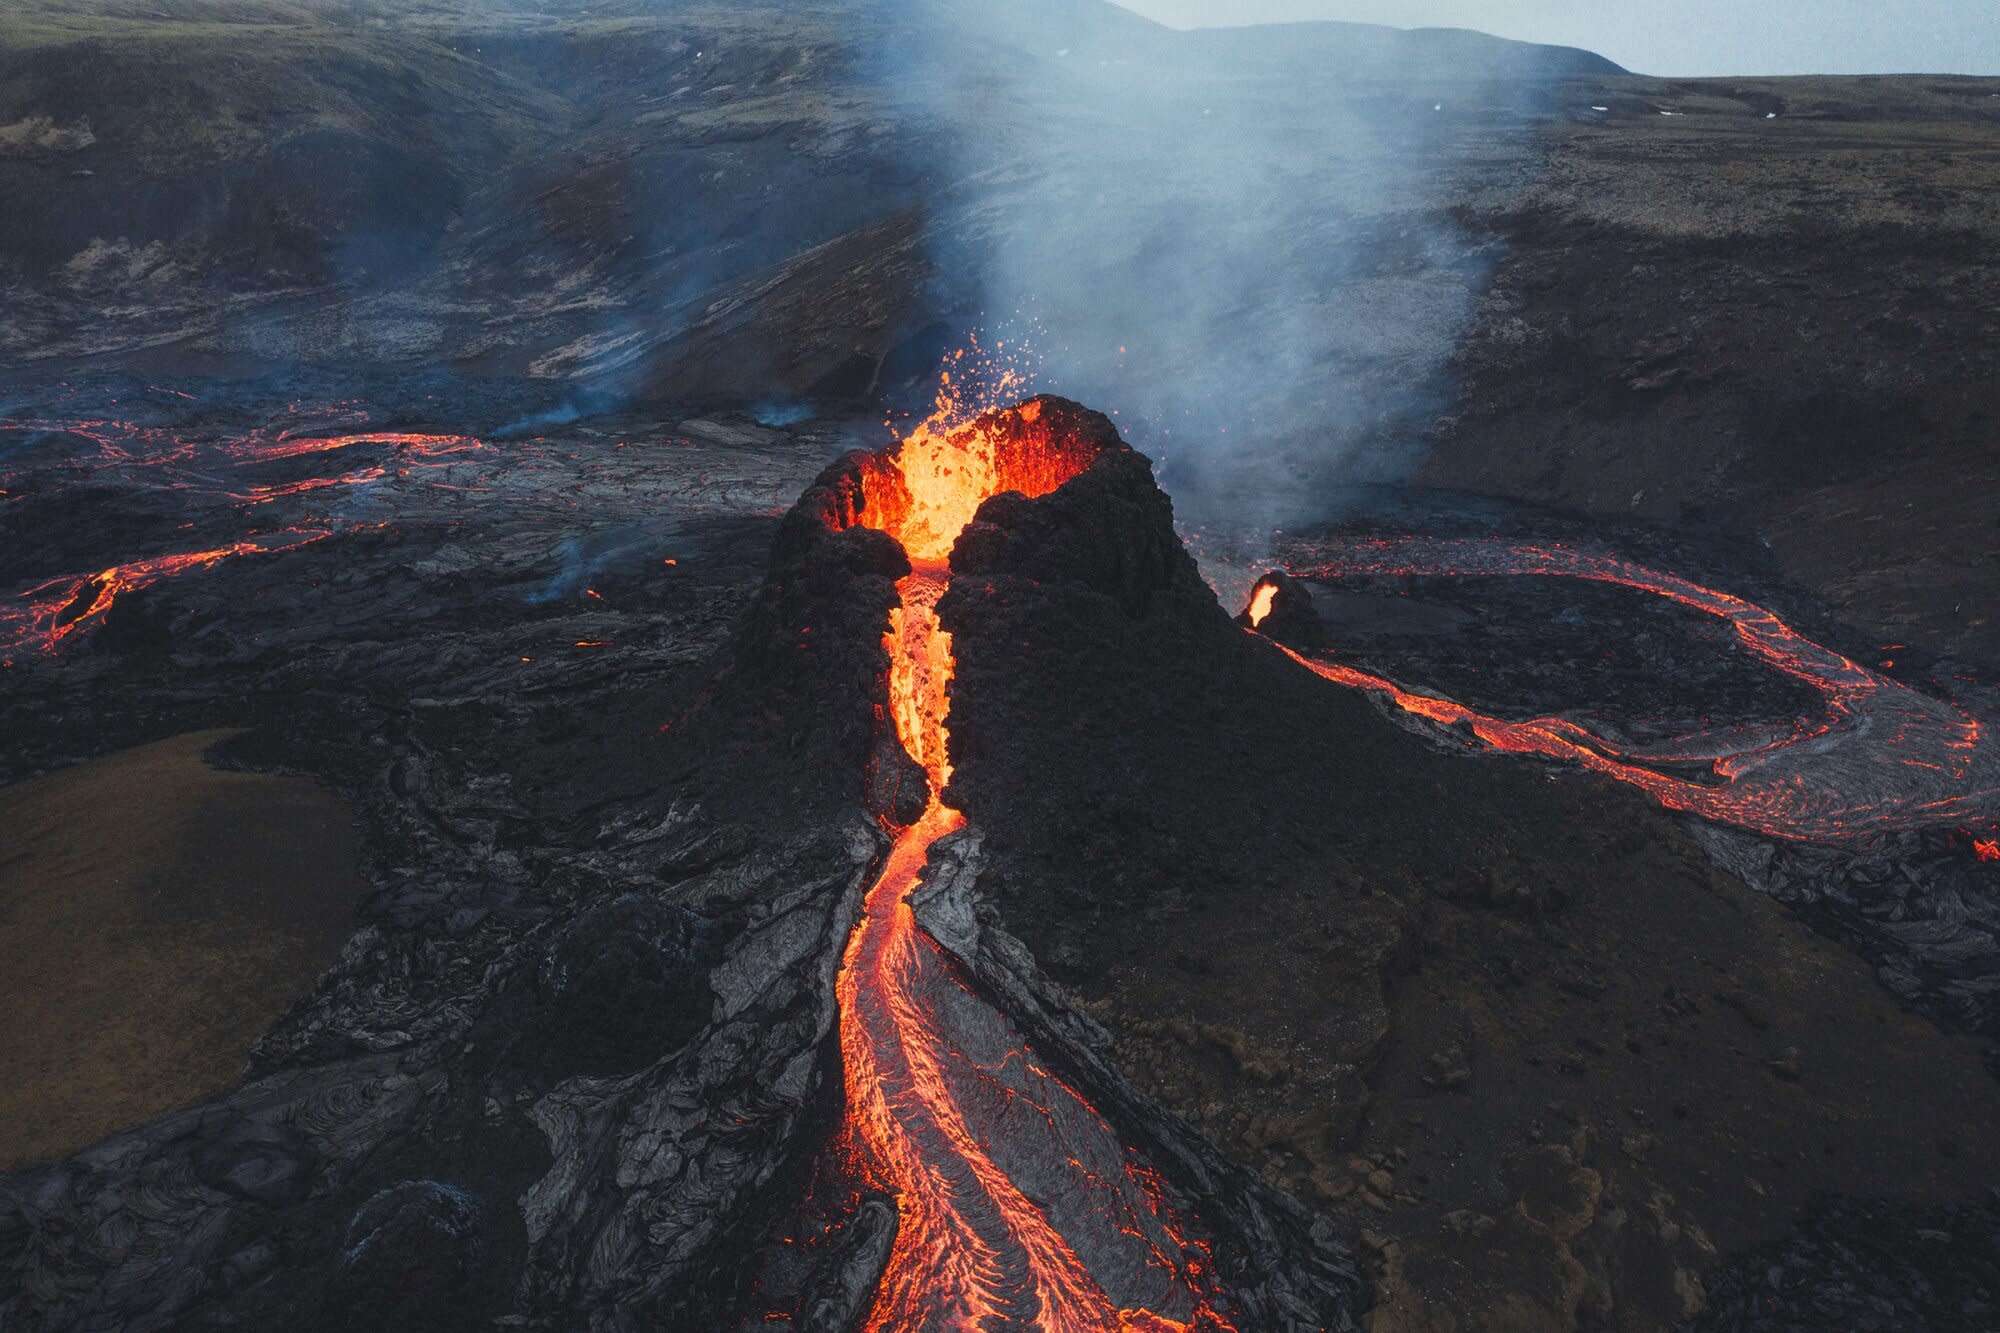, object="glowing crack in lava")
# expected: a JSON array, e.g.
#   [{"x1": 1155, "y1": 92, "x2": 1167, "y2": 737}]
[
  {"x1": 1251, "y1": 536, "x2": 2000, "y2": 846},
  {"x1": 0, "y1": 529, "x2": 334, "y2": 664},
  {"x1": 831, "y1": 398, "x2": 1236, "y2": 1331},
  {"x1": 1, "y1": 398, "x2": 489, "y2": 662}
]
